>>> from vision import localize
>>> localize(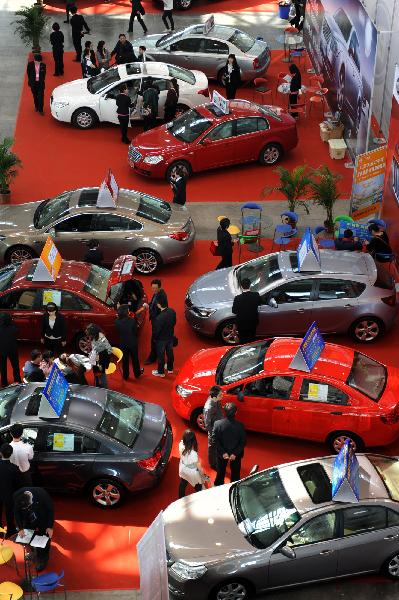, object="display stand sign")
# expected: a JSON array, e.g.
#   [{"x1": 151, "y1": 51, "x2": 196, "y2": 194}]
[
  {"x1": 38, "y1": 363, "x2": 69, "y2": 419},
  {"x1": 32, "y1": 236, "x2": 62, "y2": 282},
  {"x1": 289, "y1": 321, "x2": 325, "y2": 372},
  {"x1": 350, "y1": 145, "x2": 387, "y2": 221},
  {"x1": 297, "y1": 227, "x2": 321, "y2": 272},
  {"x1": 137, "y1": 511, "x2": 169, "y2": 600},
  {"x1": 211, "y1": 90, "x2": 229, "y2": 115},
  {"x1": 97, "y1": 169, "x2": 119, "y2": 208},
  {"x1": 332, "y1": 439, "x2": 360, "y2": 503},
  {"x1": 204, "y1": 14, "x2": 215, "y2": 35}
]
